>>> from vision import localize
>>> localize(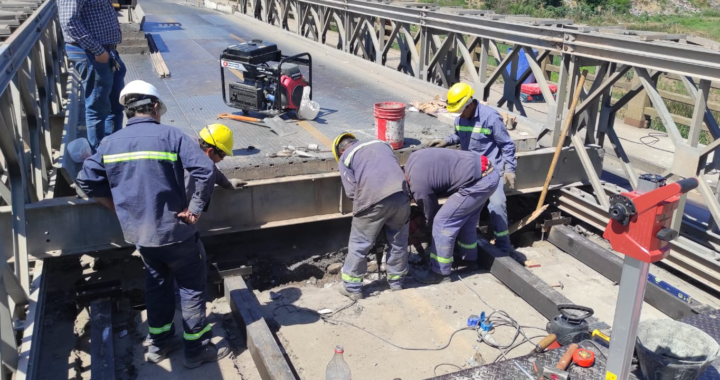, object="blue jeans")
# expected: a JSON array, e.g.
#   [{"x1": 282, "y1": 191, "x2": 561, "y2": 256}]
[
  {"x1": 428, "y1": 170, "x2": 500, "y2": 275},
  {"x1": 65, "y1": 44, "x2": 127, "y2": 149},
  {"x1": 137, "y1": 233, "x2": 212, "y2": 358}
]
